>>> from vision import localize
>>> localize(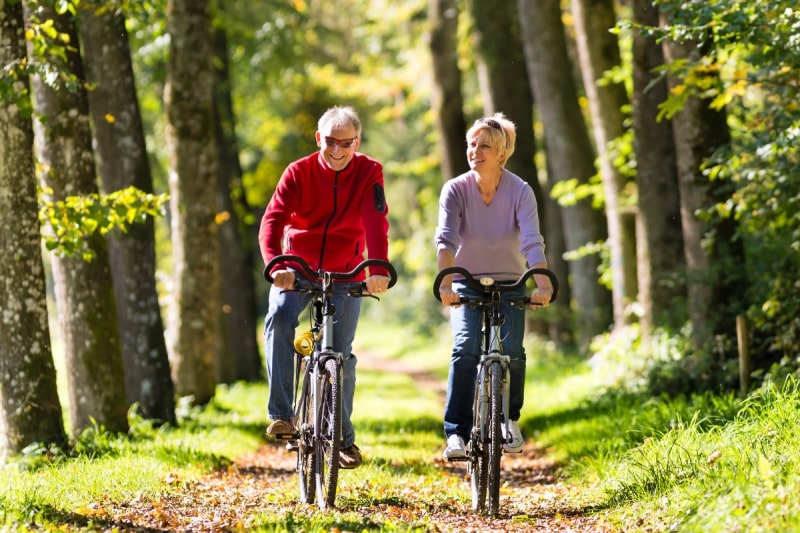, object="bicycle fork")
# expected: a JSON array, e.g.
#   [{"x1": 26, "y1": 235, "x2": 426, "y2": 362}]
[
  {"x1": 477, "y1": 353, "x2": 511, "y2": 443},
  {"x1": 481, "y1": 302, "x2": 512, "y2": 445}
]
